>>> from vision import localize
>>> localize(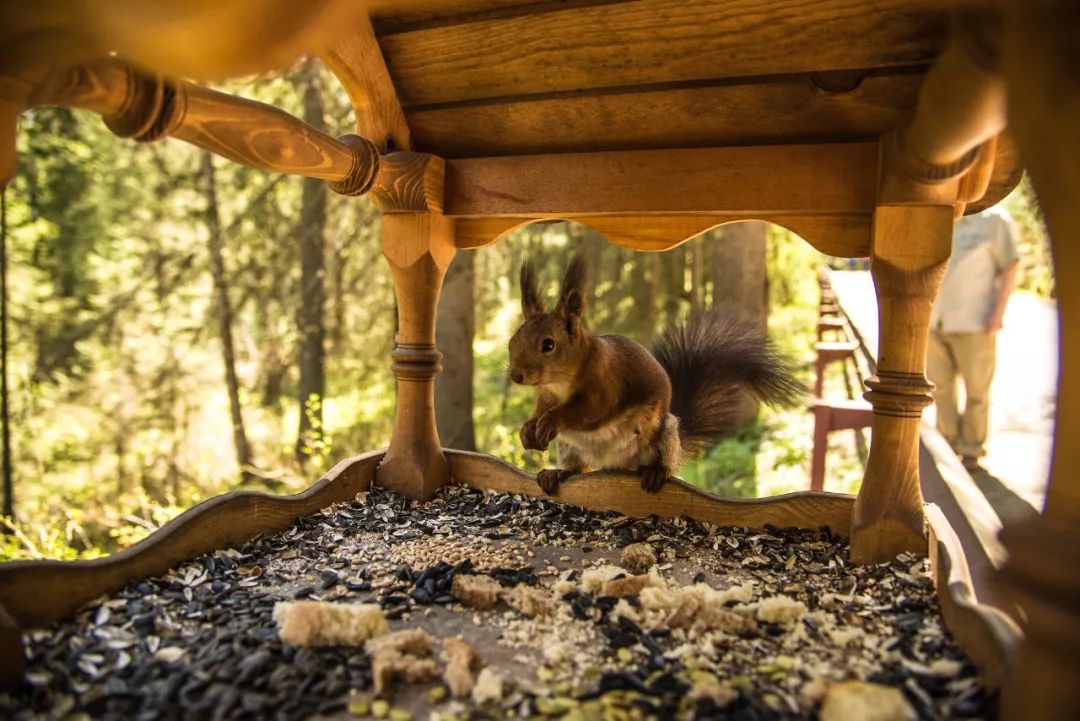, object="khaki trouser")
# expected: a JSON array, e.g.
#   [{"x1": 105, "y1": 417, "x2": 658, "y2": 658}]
[{"x1": 926, "y1": 329, "x2": 997, "y2": 458}]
